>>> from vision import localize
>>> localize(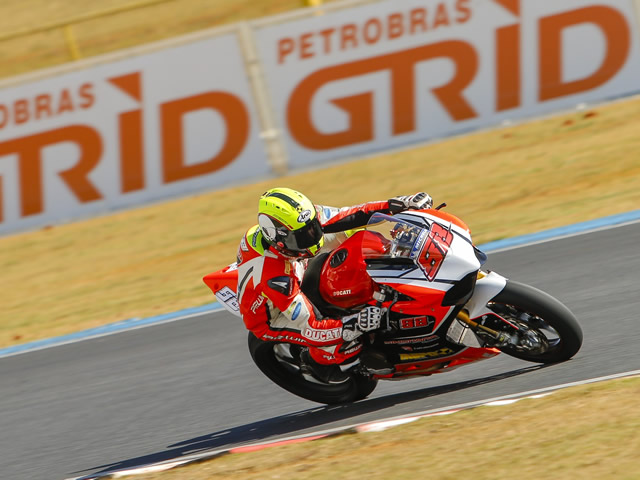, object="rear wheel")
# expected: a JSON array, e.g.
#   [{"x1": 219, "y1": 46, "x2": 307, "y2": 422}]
[
  {"x1": 248, "y1": 333, "x2": 378, "y2": 405},
  {"x1": 488, "y1": 281, "x2": 582, "y2": 363}
]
